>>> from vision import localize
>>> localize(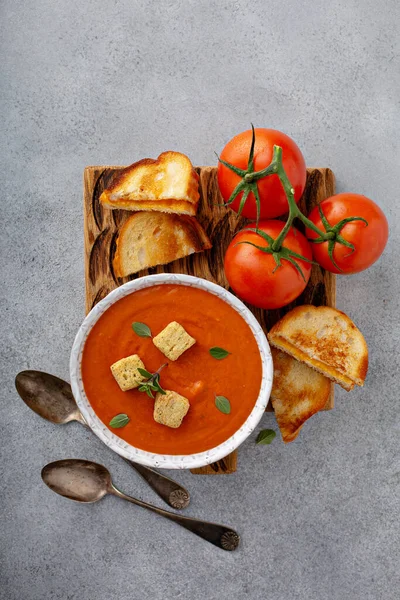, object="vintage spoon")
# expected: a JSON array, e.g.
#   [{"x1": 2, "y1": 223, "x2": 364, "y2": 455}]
[
  {"x1": 15, "y1": 370, "x2": 190, "y2": 510},
  {"x1": 42, "y1": 459, "x2": 240, "y2": 551}
]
